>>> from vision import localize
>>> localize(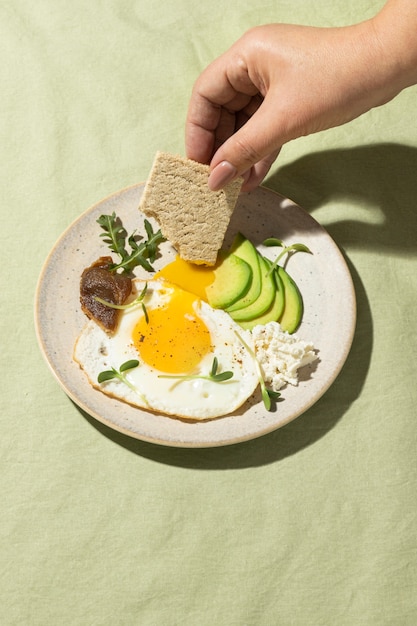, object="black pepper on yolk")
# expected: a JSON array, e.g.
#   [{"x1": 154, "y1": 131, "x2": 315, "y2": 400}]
[{"x1": 132, "y1": 287, "x2": 213, "y2": 374}]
